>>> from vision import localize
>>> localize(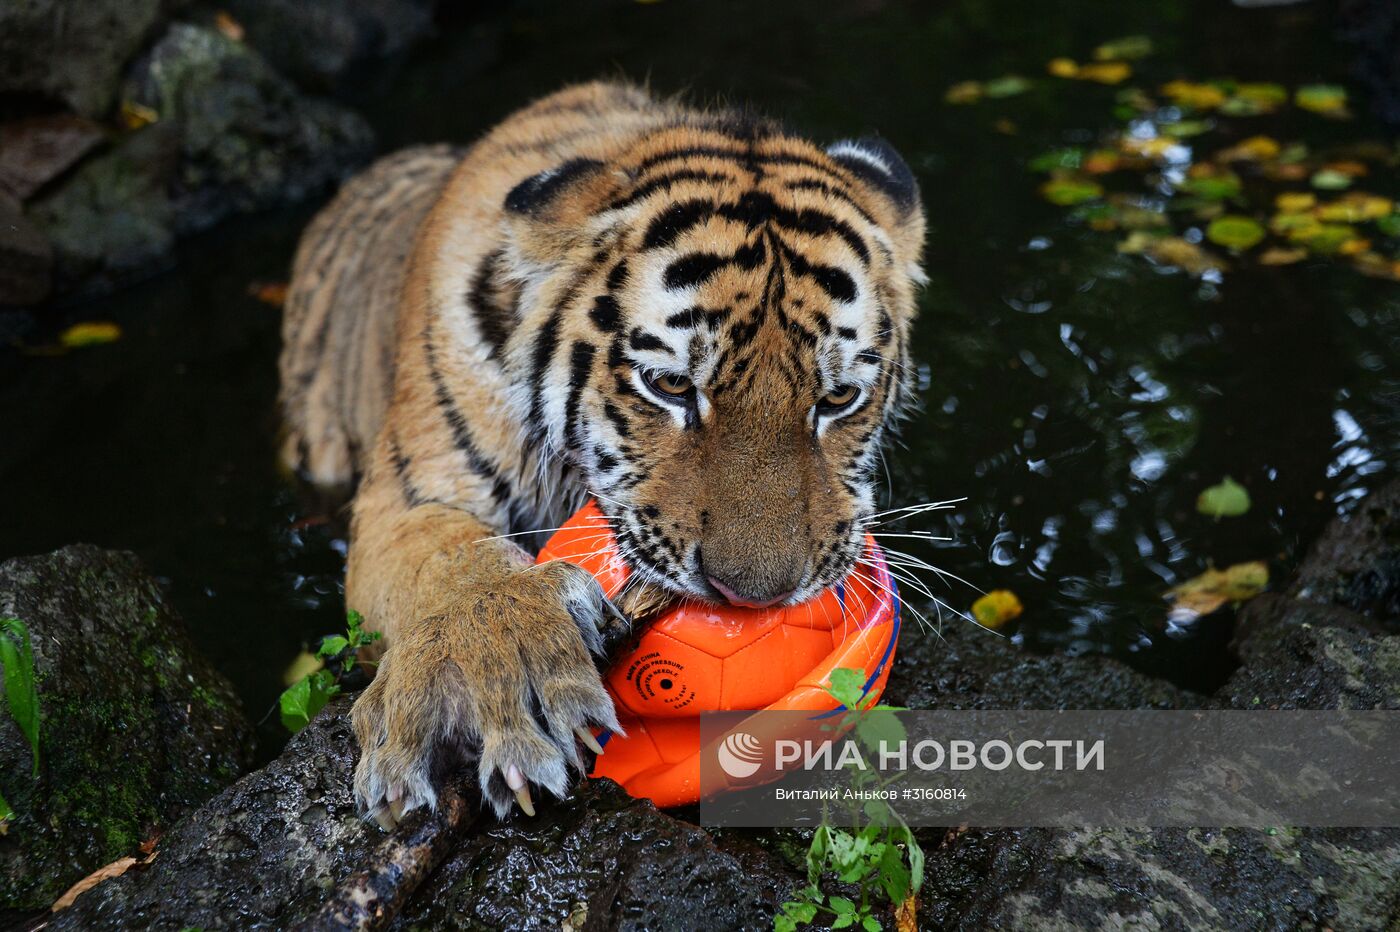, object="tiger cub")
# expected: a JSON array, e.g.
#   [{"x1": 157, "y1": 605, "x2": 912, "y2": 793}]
[{"x1": 279, "y1": 81, "x2": 925, "y2": 823}]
